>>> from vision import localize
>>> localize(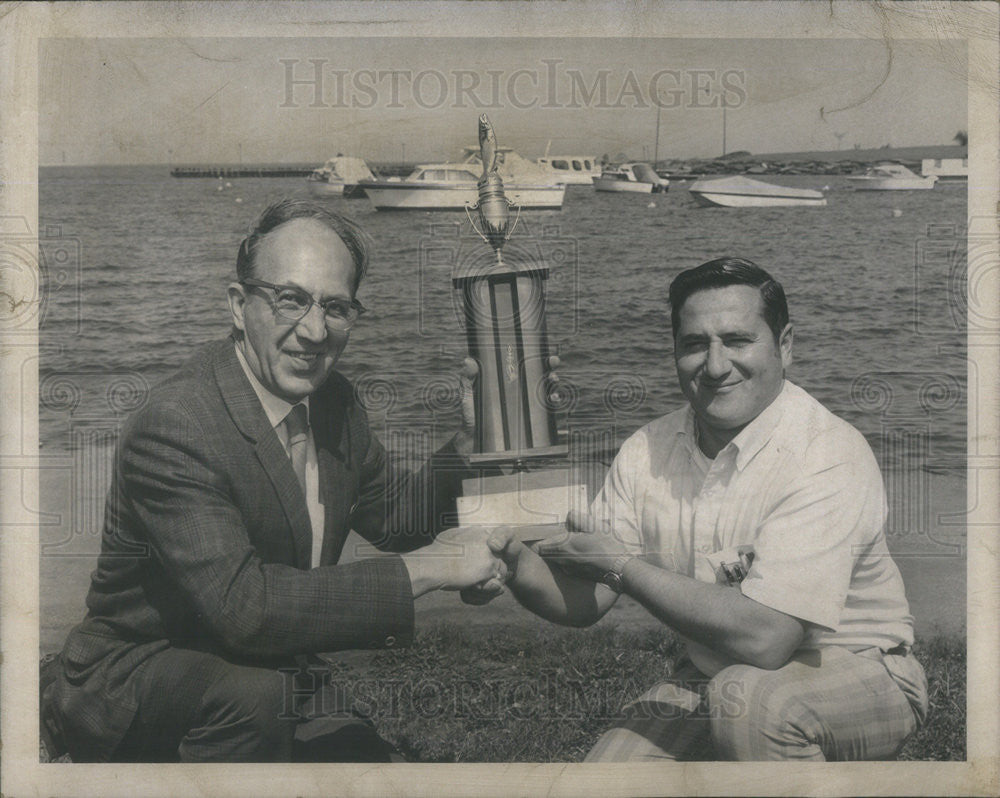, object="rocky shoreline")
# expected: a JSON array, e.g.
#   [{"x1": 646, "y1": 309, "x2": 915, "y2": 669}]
[
  {"x1": 656, "y1": 143, "x2": 967, "y2": 179},
  {"x1": 659, "y1": 154, "x2": 888, "y2": 178}
]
